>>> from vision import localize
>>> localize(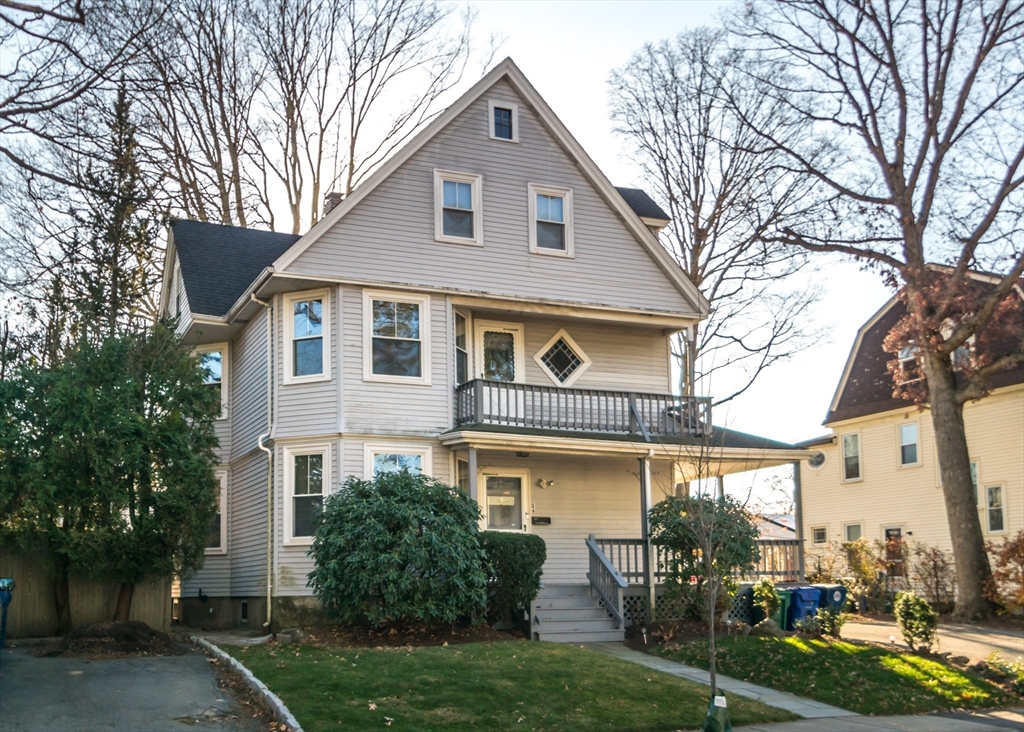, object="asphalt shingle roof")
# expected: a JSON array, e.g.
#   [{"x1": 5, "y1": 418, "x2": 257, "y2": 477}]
[
  {"x1": 615, "y1": 187, "x2": 670, "y2": 221},
  {"x1": 171, "y1": 220, "x2": 300, "y2": 317}
]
